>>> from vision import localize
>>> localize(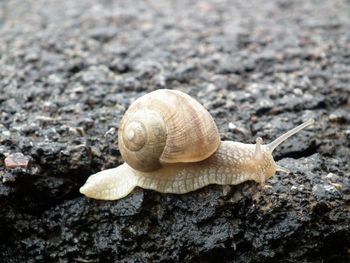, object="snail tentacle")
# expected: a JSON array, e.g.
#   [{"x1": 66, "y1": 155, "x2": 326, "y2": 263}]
[
  {"x1": 276, "y1": 165, "x2": 290, "y2": 174},
  {"x1": 254, "y1": 137, "x2": 263, "y2": 160},
  {"x1": 266, "y1": 119, "x2": 315, "y2": 153}
]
